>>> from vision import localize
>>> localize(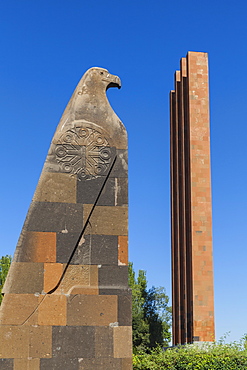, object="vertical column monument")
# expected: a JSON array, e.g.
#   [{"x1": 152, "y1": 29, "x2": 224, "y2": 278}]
[
  {"x1": 170, "y1": 52, "x2": 215, "y2": 345},
  {"x1": 0, "y1": 68, "x2": 132, "y2": 369}
]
